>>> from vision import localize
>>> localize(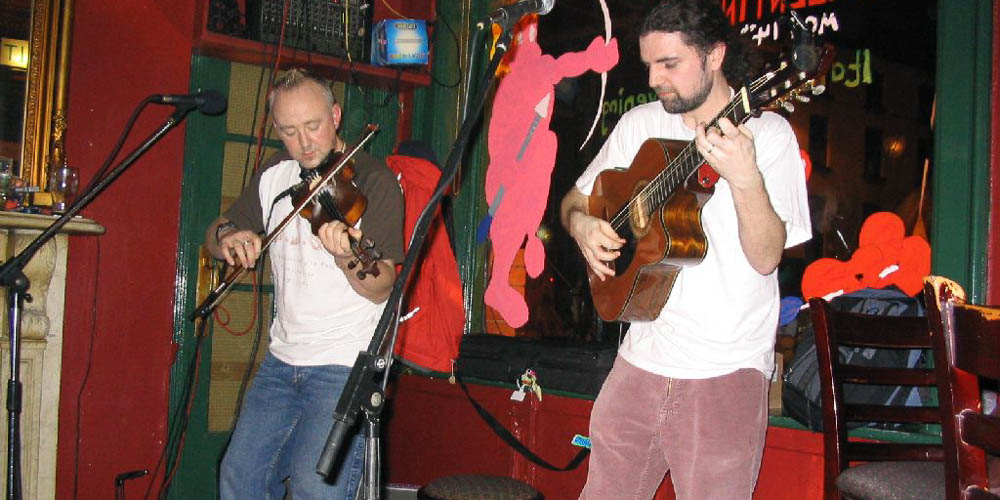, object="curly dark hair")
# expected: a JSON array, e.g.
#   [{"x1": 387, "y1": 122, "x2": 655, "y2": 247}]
[{"x1": 640, "y1": 0, "x2": 752, "y2": 84}]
